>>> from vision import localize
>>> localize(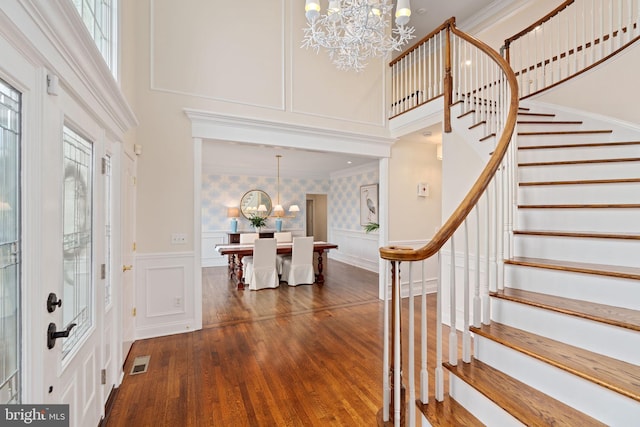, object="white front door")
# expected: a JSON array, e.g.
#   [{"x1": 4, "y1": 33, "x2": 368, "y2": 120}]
[{"x1": 39, "y1": 124, "x2": 107, "y2": 427}]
